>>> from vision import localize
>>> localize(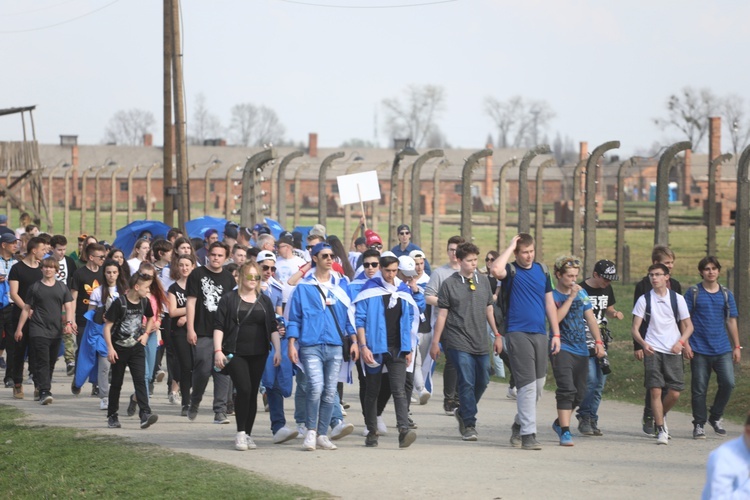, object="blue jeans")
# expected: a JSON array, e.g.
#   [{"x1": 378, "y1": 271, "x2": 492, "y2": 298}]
[
  {"x1": 577, "y1": 357, "x2": 607, "y2": 422},
  {"x1": 266, "y1": 381, "x2": 286, "y2": 434},
  {"x1": 445, "y1": 348, "x2": 490, "y2": 428},
  {"x1": 299, "y1": 344, "x2": 343, "y2": 435},
  {"x1": 294, "y1": 369, "x2": 344, "y2": 427},
  {"x1": 690, "y1": 352, "x2": 735, "y2": 425}
]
